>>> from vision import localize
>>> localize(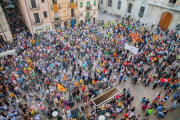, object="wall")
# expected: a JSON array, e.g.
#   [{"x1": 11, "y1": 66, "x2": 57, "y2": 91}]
[
  {"x1": 18, "y1": 0, "x2": 52, "y2": 33},
  {"x1": 78, "y1": 0, "x2": 98, "y2": 23},
  {"x1": 99, "y1": 0, "x2": 180, "y2": 31},
  {"x1": 0, "y1": 5, "x2": 13, "y2": 42}
]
